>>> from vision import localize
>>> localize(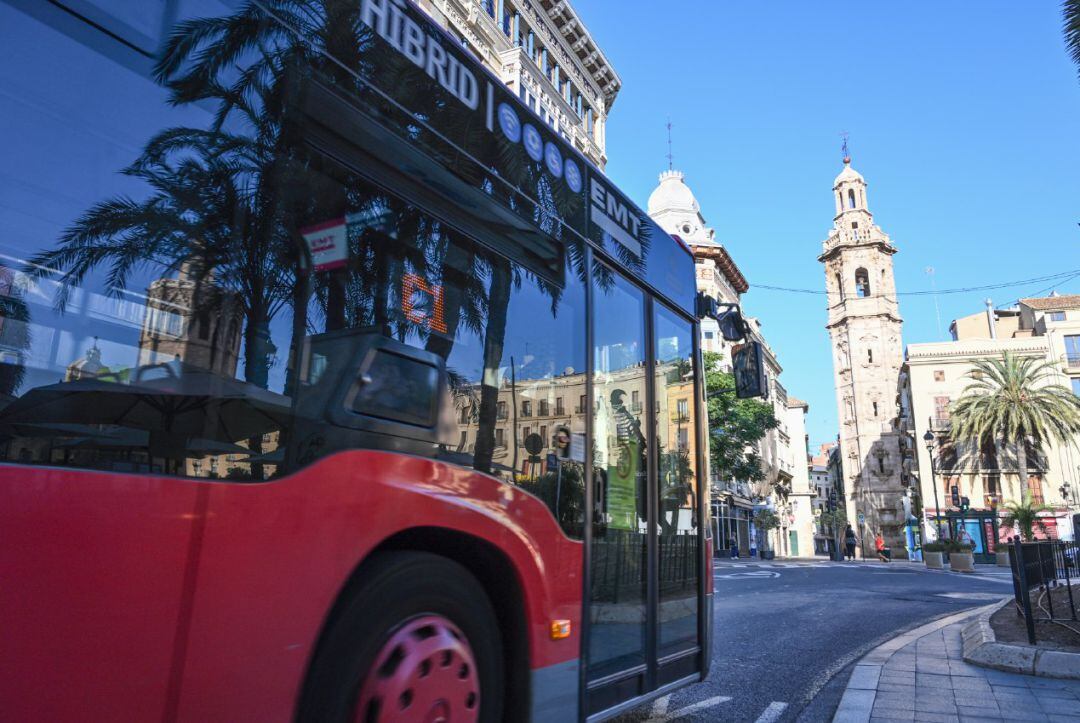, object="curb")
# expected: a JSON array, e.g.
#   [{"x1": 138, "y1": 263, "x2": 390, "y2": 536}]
[
  {"x1": 831, "y1": 603, "x2": 999, "y2": 722},
  {"x1": 962, "y1": 598, "x2": 1080, "y2": 680}
]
